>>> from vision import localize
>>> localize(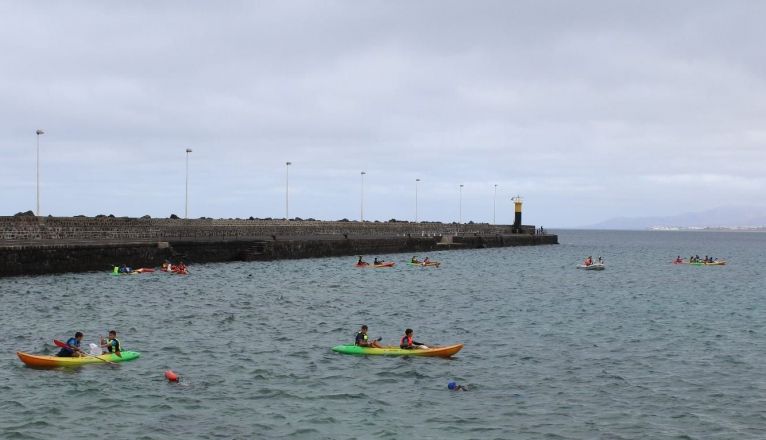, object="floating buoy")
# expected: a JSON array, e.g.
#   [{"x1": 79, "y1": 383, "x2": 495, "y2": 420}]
[{"x1": 164, "y1": 370, "x2": 179, "y2": 382}]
